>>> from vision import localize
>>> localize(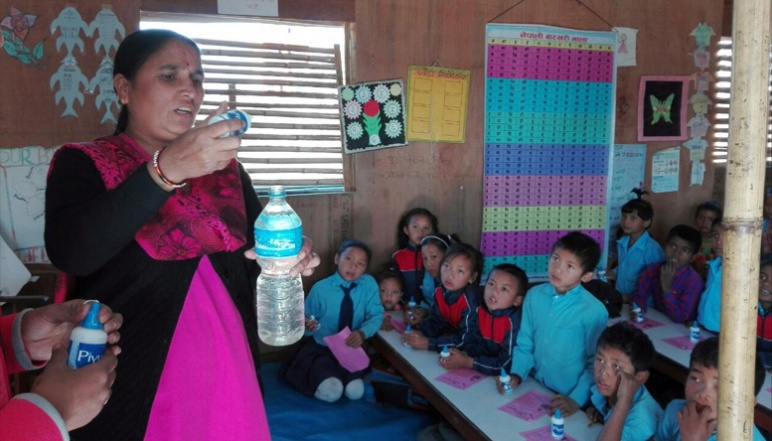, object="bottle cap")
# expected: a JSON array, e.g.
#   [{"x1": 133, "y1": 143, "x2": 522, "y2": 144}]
[
  {"x1": 499, "y1": 367, "x2": 510, "y2": 379},
  {"x1": 81, "y1": 301, "x2": 103, "y2": 330},
  {"x1": 208, "y1": 109, "x2": 252, "y2": 137},
  {"x1": 441, "y1": 344, "x2": 449, "y2": 355},
  {"x1": 405, "y1": 324, "x2": 411, "y2": 332},
  {"x1": 554, "y1": 408, "x2": 562, "y2": 419}
]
